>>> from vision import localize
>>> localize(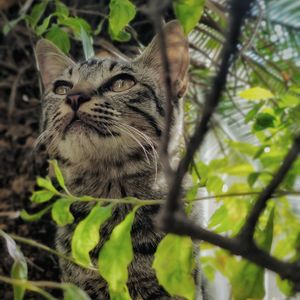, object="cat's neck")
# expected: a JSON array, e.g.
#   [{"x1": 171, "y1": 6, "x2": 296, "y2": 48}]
[{"x1": 58, "y1": 157, "x2": 166, "y2": 199}]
